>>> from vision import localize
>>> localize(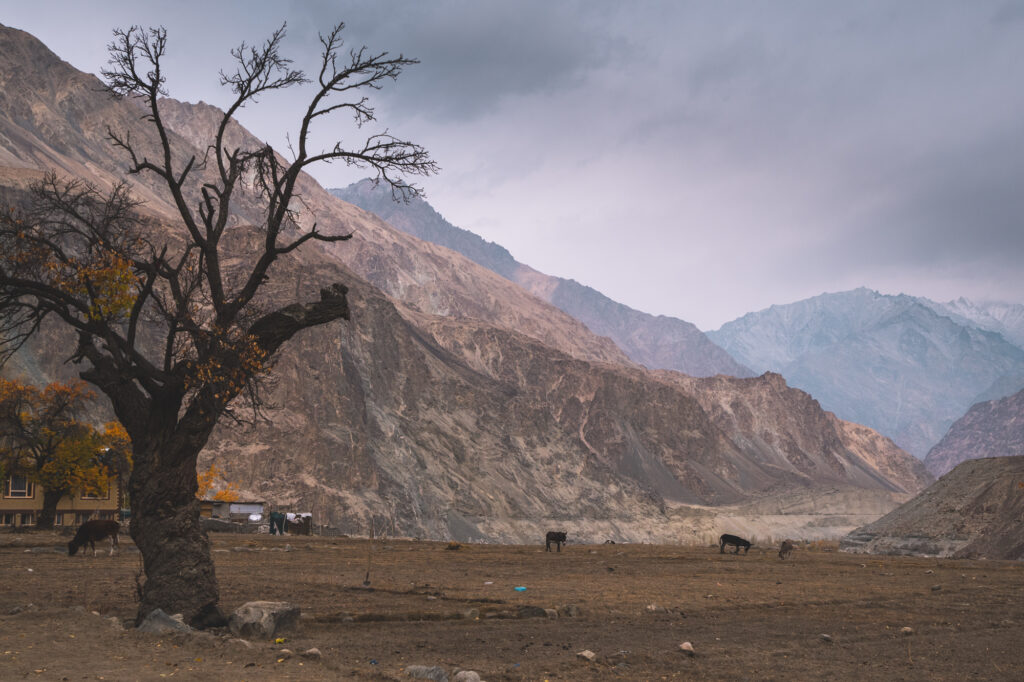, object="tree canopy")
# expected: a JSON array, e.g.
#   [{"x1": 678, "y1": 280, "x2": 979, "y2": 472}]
[{"x1": 0, "y1": 378, "x2": 129, "y2": 529}]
